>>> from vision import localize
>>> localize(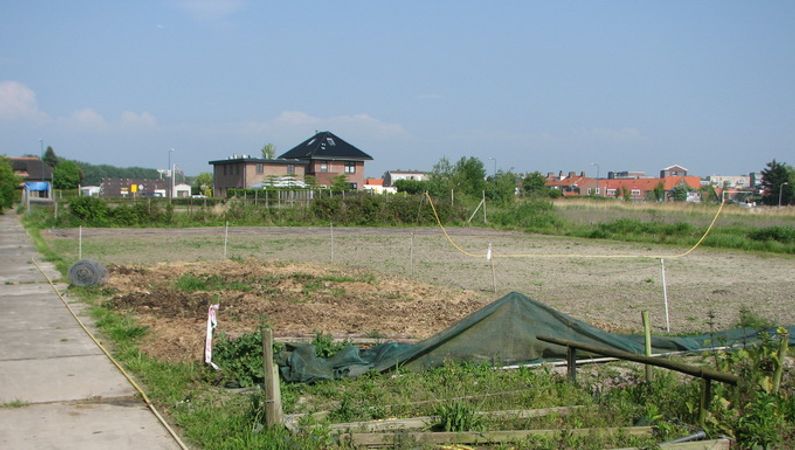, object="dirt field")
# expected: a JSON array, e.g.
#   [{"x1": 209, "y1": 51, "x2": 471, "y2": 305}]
[{"x1": 47, "y1": 225, "x2": 795, "y2": 361}]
